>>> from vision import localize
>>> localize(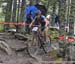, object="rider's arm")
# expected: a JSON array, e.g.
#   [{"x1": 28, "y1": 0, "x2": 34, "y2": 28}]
[
  {"x1": 44, "y1": 19, "x2": 48, "y2": 27},
  {"x1": 29, "y1": 19, "x2": 35, "y2": 27},
  {"x1": 41, "y1": 15, "x2": 46, "y2": 26},
  {"x1": 30, "y1": 16, "x2": 37, "y2": 27}
]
